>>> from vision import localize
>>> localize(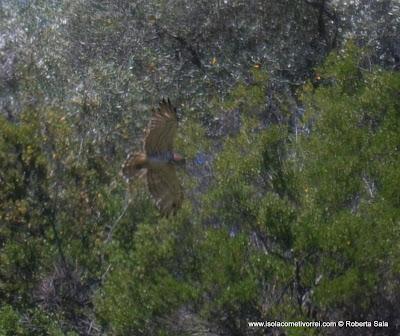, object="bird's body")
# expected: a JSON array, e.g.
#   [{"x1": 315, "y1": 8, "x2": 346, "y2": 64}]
[
  {"x1": 124, "y1": 152, "x2": 183, "y2": 171},
  {"x1": 148, "y1": 155, "x2": 170, "y2": 166},
  {"x1": 122, "y1": 98, "x2": 185, "y2": 216},
  {"x1": 149, "y1": 152, "x2": 175, "y2": 165}
]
